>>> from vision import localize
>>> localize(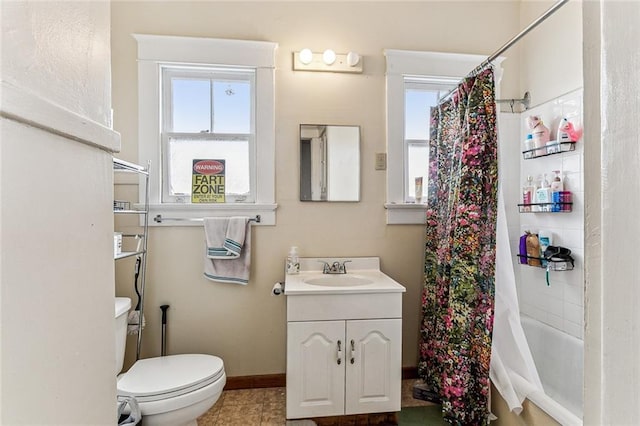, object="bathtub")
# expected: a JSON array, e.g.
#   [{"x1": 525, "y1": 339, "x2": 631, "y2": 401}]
[{"x1": 520, "y1": 314, "x2": 583, "y2": 425}]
